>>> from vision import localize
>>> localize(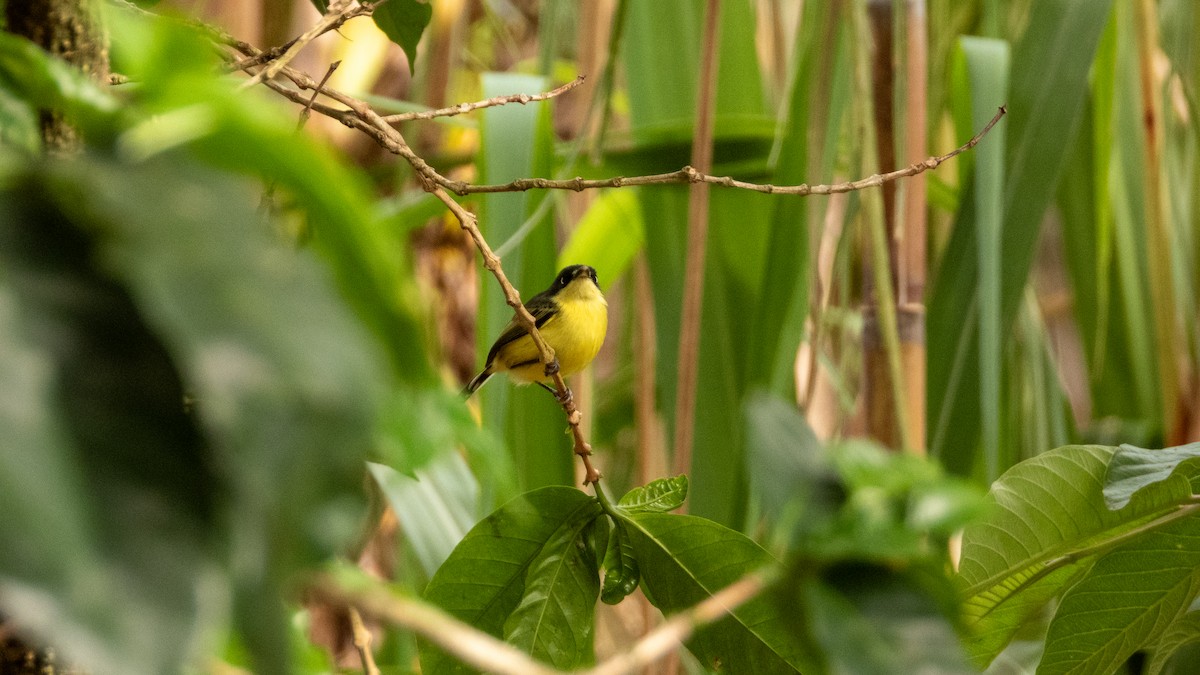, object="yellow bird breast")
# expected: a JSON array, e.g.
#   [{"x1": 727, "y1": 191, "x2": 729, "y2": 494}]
[{"x1": 499, "y1": 281, "x2": 607, "y2": 384}]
